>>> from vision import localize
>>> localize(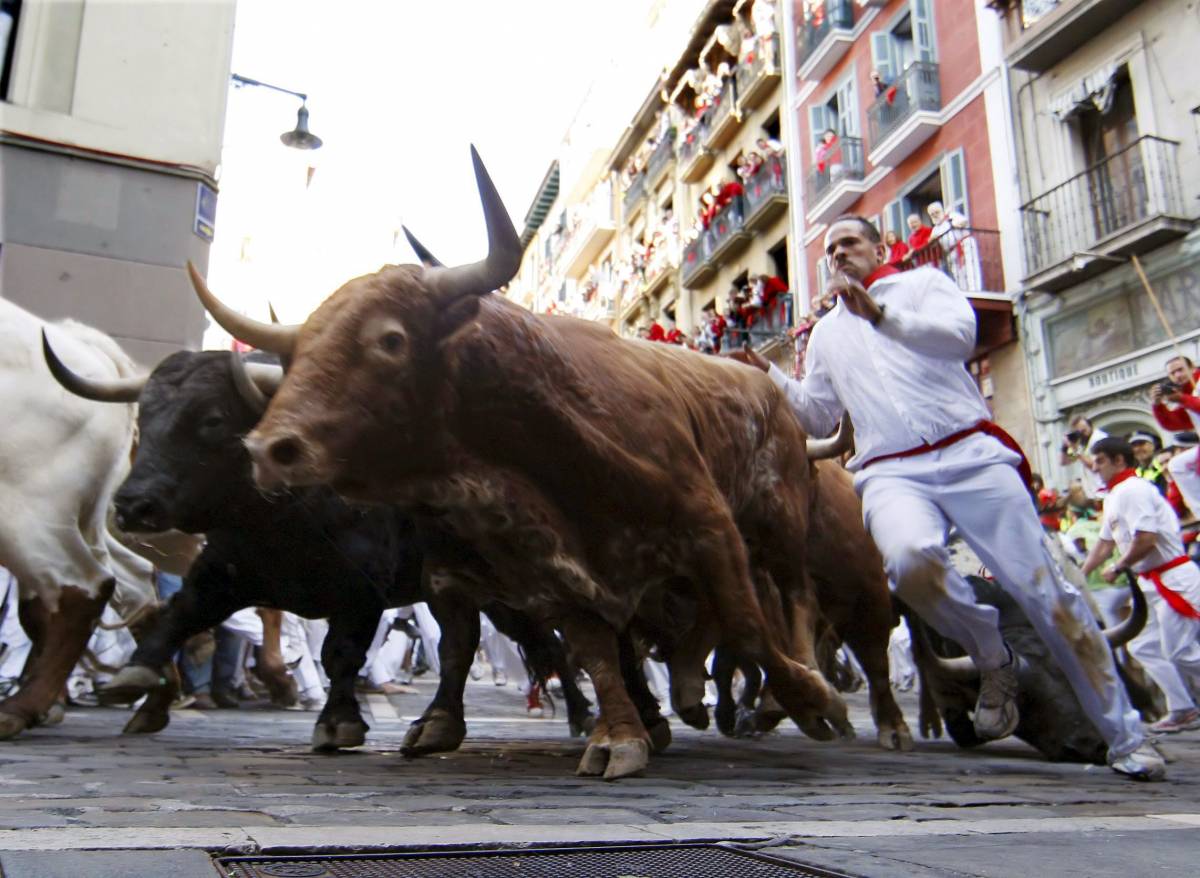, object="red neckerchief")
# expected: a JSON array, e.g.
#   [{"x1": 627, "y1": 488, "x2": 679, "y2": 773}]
[
  {"x1": 861, "y1": 264, "x2": 901, "y2": 289},
  {"x1": 1106, "y1": 468, "x2": 1138, "y2": 491}
]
